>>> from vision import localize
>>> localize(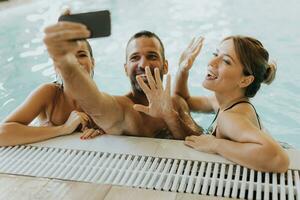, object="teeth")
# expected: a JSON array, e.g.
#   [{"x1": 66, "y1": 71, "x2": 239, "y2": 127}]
[{"x1": 207, "y1": 71, "x2": 217, "y2": 79}]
